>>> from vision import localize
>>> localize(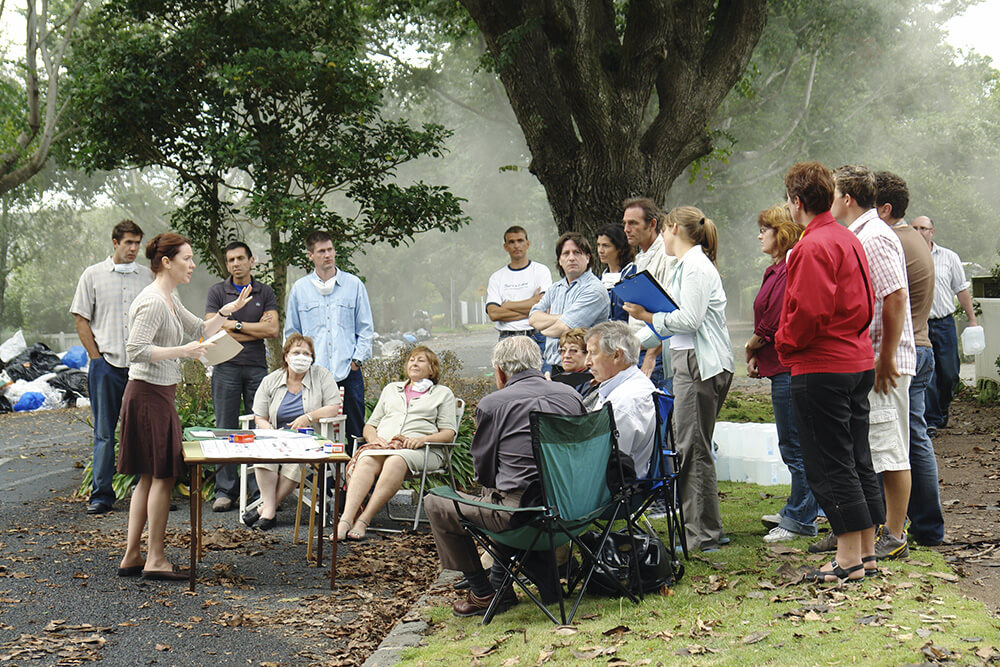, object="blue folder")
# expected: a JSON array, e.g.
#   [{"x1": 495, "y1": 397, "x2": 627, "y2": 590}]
[{"x1": 610, "y1": 270, "x2": 678, "y2": 341}]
